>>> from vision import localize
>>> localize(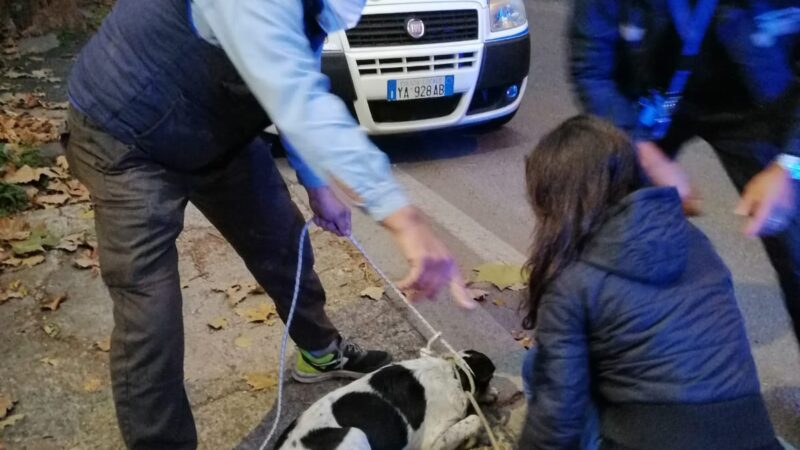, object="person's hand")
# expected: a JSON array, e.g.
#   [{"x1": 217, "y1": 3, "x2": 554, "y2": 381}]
[
  {"x1": 382, "y1": 206, "x2": 477, "y2": 309},
  {"x1": 636, "y1": 141, "x2": 702, "y2": 216},
  {"x1": 307, "y1": 186, "x2": 351, "y2": 237},
  {"x1": 735, "y1": 163, "x2": 796, "y2": 237}
]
